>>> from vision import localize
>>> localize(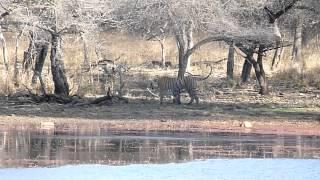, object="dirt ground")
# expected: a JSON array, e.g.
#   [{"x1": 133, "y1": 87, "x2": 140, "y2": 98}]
[
  {"x1": 0, "y1": 64, "x2": 320, "y2": 136},
  {"x1": 0, "y1": 88, "x2": 319, "y2": 136}
]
